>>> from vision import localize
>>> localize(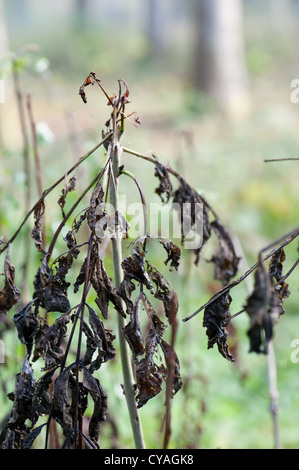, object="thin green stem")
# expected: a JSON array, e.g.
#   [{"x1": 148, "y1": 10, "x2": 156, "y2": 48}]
[{"x1": 108, "y1": 133, "x2": 145, "y2": 449}]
